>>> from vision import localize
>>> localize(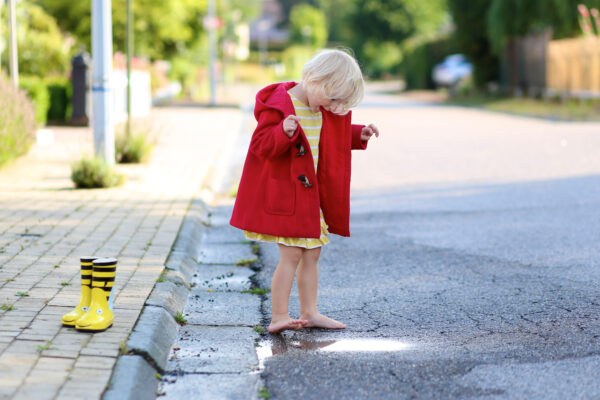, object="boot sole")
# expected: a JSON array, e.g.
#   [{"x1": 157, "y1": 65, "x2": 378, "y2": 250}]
[{"x1": 75, "y1": 323, "x2": 113, "y2": 333}]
